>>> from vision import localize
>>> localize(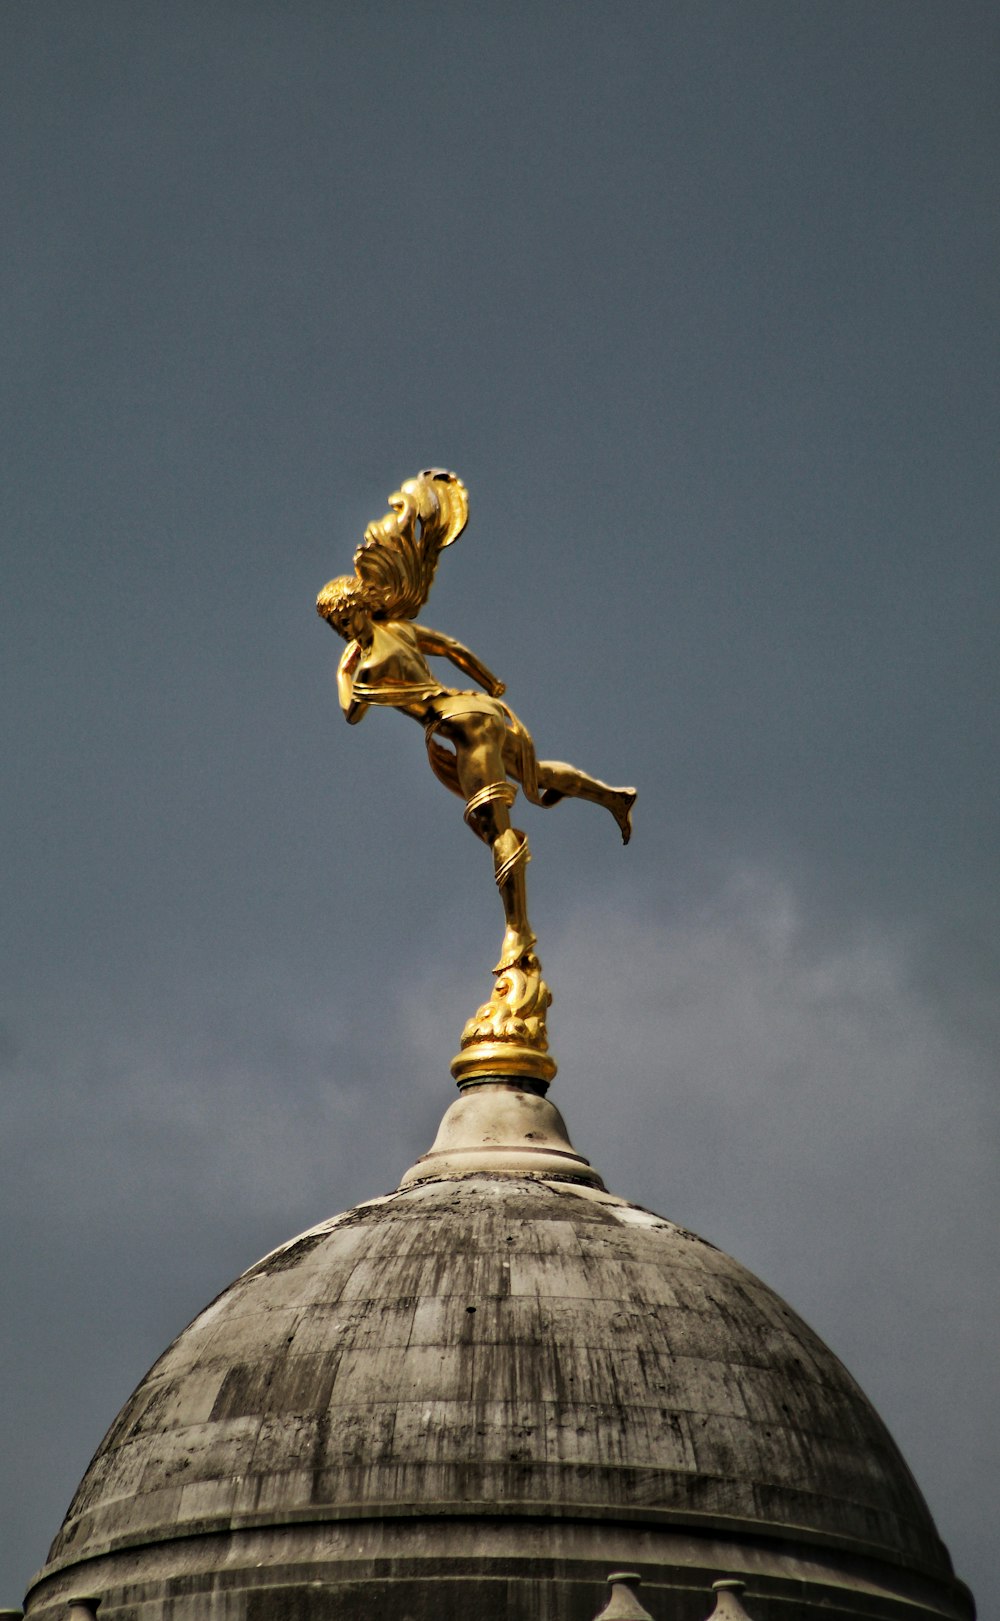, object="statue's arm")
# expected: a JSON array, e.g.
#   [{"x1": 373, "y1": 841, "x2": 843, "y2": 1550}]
[
  {"x1": 415, "y1": 625, "x2": 505, "y2": 696},
  {"x1": 337, "y1": 642, "x2": 370, "y2": 724}
]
